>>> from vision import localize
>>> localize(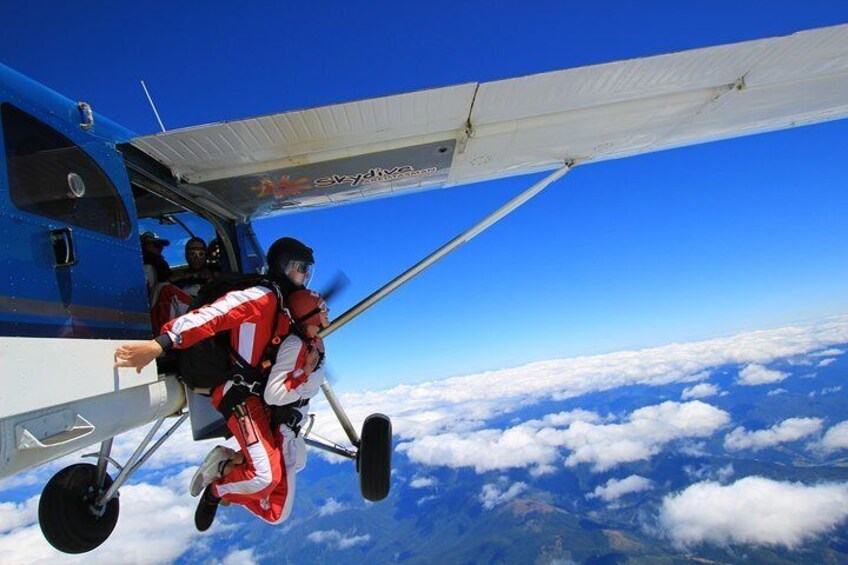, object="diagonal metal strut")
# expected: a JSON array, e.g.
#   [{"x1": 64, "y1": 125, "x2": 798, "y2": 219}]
[
  {"x1": 320, "y1": 161, "x2": 574, "y2": 339},
  {"x1": 317, "y1": 162, "x2": 573, "y2": 446}
]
